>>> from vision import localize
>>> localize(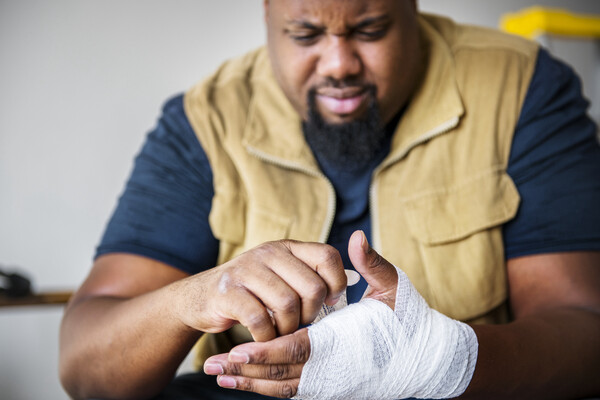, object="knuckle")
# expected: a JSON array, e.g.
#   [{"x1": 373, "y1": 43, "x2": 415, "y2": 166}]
[
  {"x1": 320, "y1": 245, "x2": 342, "y2": 266},
  {"x1": 245, "y1": 311, "x2": 269, "y2": 330},
  {"x1": 305, "y1": 280, "x2": 327, "y2": 302},
  {"x1": 278, "y1": 382, "x2": 297, "y2": 399},
  {"x1": 252, "y1": 350, "x2": 269, "y2": 364},
  {"x1": 255, "y1": 241, "x2": 280, "y2": 257},
  {"x1": 370, "y1": 250, "x2": 387, "y2": 269},
  {"x1": 237, "y1": 378, "x2": 253, "y2": 392},
  {"x1": 228, "y1": 362, "x2": 243, "y2": 376},
  {"x1": 268, "y1": 364, "x2": 288, "y2": 380},
  {"x1": 288, "y1": 335, "x2": 310, "y2": 362},
  {"x1": 278, "y1": 294, "x2": 300, "y2": 315},
  {"x1": 279, "y1": 239, "x2": 297, "y2": 252}
]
